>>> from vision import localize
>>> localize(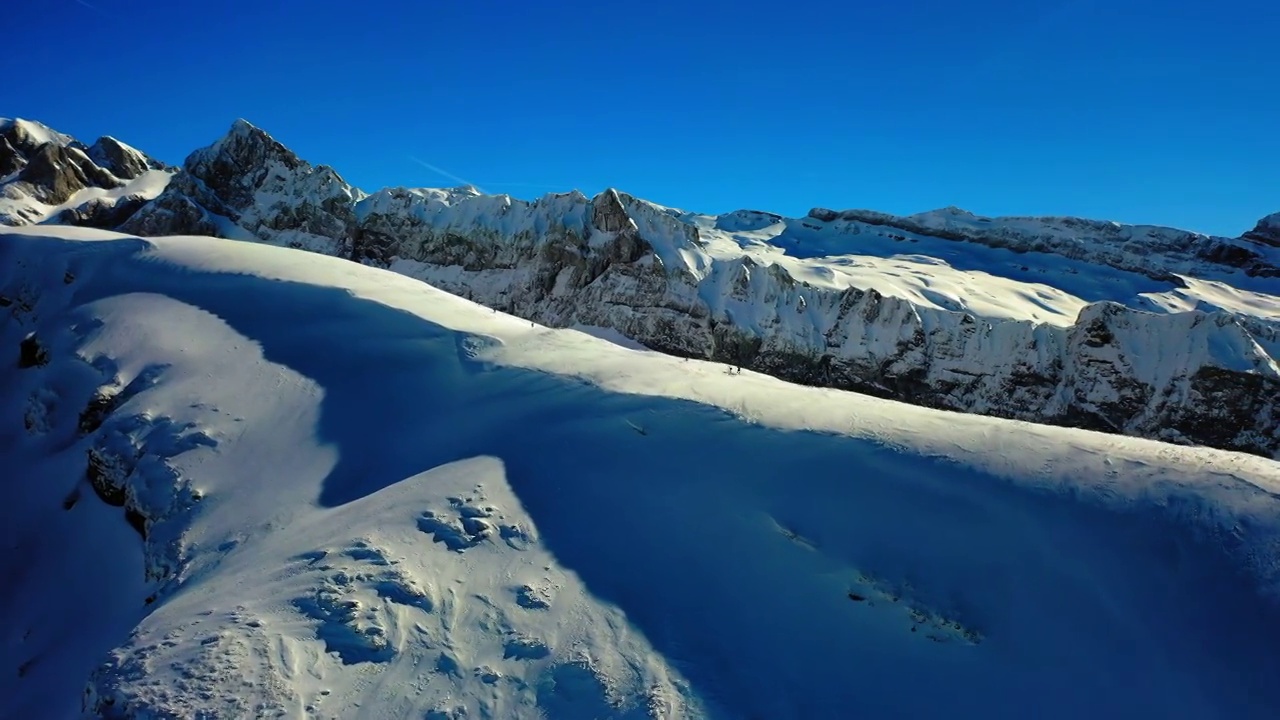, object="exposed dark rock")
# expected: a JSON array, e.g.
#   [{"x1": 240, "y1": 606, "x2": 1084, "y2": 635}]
[
  {"x1": 184, "y1": 118, "x2": 303, "y2": 209},
  {"x1": 0, "y1": 135, "x2": 25, "y2": 177},
  {"x1": 18, "y1": 333, "x2": 48, "y2": 368},
  {"x1": 79, "y1": 389, "x2": 120, "y2": 435},
  {"x1": 86, "y1": 447, "x2": 130, "y2": 507},
  {"x1": 1166, "y1": 367, "x2": 1280, "y2": 455},
  {"x1": 125, "y1": 507, "x2": 148, "y2": 539},
  {"x1": 87, "y1": 136, "x2": 162, "y2": 179},
  {"x1": 117, "y1": 188, "x2": 220, "y2": 237},
  {"x1": 1, "y1": 119, "x2": 56, "y2": 157},
  {"x1": 590, "y1": 189, "x2": 634, "y2": 233},
  {"x1": 18, "y1": 143, "x2": 121, "y2": 205},
  {"x1": 50, "y1": 194, "x2": 150, "y2": 229}
]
